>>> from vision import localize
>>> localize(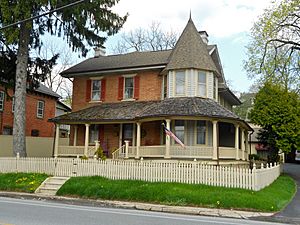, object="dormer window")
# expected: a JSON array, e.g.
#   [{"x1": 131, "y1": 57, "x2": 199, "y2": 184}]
[
  {"x1": 198, "y1": 71, "x2": 206, "y2": 97},
  {"x1": 175, "y1": 71, "x2": 185, "y2": 96}
]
